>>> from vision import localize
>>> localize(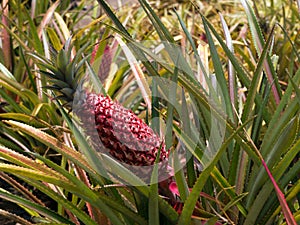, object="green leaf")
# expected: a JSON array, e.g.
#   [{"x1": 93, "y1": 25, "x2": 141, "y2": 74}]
[
  {"x1": 245, "y1": 134, "x2": 300, "y2": 224},
  {"x1": 22, "y1": 178, "x2": 98, "y2": 225},
  {"x1": 0, "y1": 188, "x2": 75, "y2": 224},
  {"x1": 240, "y1": 0, "x2": 281, "y2": 104},
  {"x1": 148, "y1": 149, "x2": 160, "y2": 225},
  {"x1": 202, "y1": 16, "x2": 233, "y2": 122},
  {"x1": 0, "y1": 163, "x2": 74, "y2": 190},
  {"x1": 0, "y1": 209, "x2": 33, "y2": 225},
  {"x1": 247, "y1": 116, "x2": 299, "y2": 207},
  {"x1": 200, "y1": 15, "x2": 272, "y2": 124},
  {"x1": 177, "y1": 118, "x2": 253, "y2": 224}
]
